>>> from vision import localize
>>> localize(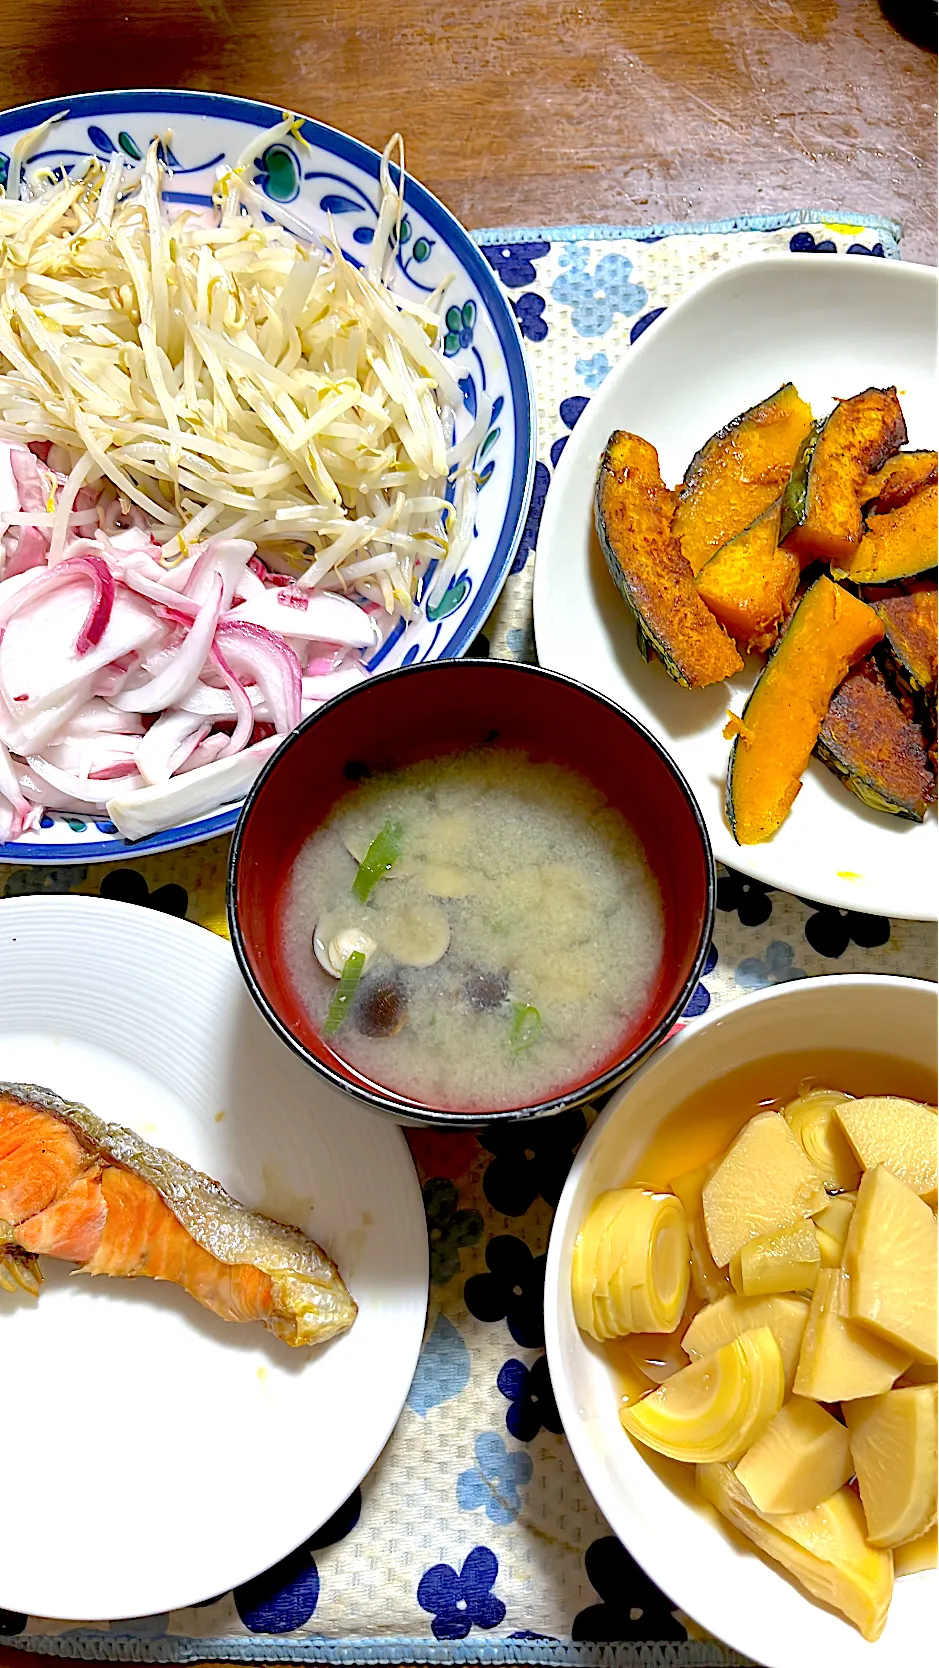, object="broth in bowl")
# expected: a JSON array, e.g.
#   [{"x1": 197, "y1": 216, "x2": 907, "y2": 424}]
[{"x1": 282, "y1": 747, "x2": 663, "y2": 1112}]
